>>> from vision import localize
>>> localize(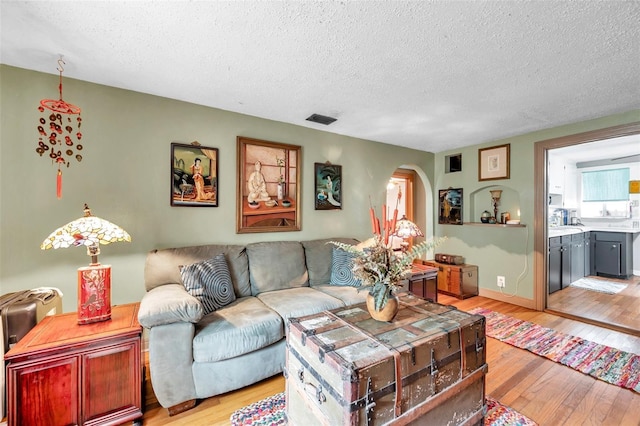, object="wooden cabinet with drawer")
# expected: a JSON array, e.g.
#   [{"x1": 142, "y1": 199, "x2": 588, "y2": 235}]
[{"x1": 423, "y1": 260, "x2": 478, "y2": 299}]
